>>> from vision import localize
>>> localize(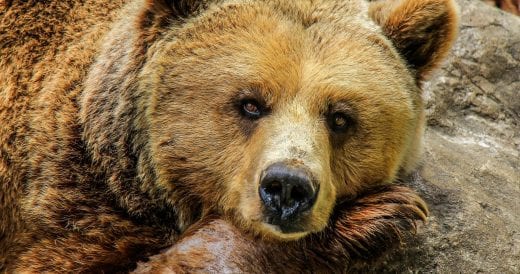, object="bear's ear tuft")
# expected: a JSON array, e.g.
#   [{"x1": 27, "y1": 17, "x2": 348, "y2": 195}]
[
  {"x1": 369, "y1": 0, "x2": 459, "y2": 81},
  {"x1": 146, "y1": 0, "x2": 205, "y2": 18},
  {"x1": 138, "y1": 0, "x2": 208, "y2": 41}
]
